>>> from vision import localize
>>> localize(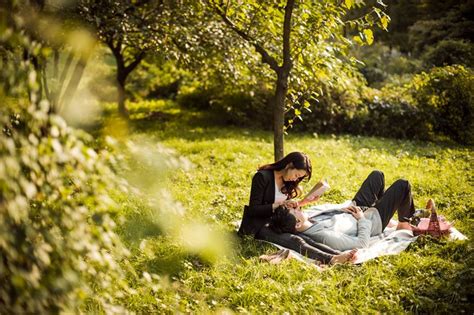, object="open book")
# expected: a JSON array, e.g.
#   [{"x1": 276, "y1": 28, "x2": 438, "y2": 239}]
[{"x1": 301, "y1": 180, "x2": 330, "y2": 203}]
